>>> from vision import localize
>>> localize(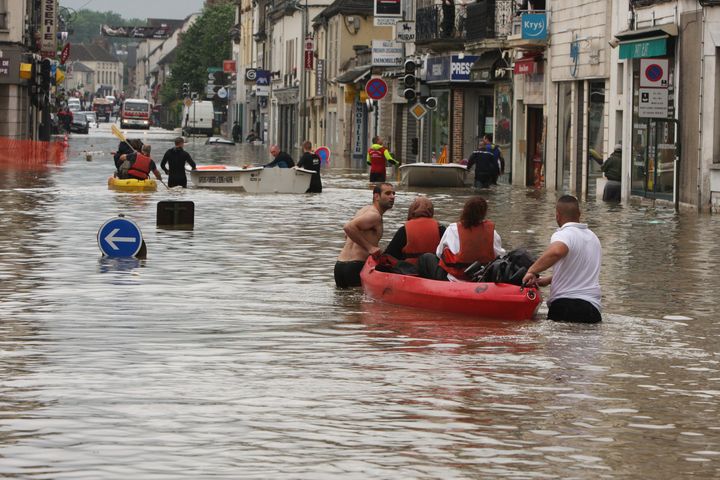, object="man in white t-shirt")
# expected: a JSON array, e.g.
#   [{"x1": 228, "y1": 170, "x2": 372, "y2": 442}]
[{"x1": 522, "y1": 195, "x2": 602, "y2": 323}]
